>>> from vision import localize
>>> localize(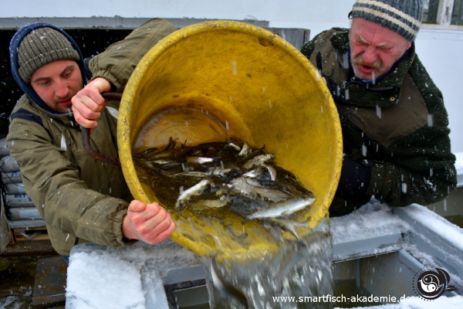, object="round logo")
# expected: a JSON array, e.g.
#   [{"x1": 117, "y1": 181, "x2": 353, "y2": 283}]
[{"x1": 413, "y1": 268, "x2": 457, "y2": 300}]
